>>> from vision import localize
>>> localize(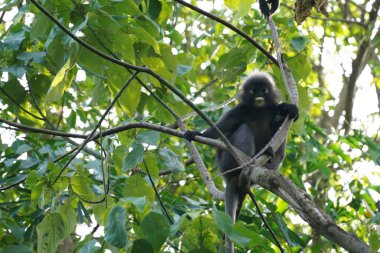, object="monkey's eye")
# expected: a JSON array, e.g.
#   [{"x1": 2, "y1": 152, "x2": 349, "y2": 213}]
[
  {"x1": 249, "y1": 88, "x2": 257, "y2": 94},
  {"x1": 261, "y1": 88, "x2": 268, "y2": 94}
]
